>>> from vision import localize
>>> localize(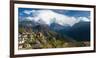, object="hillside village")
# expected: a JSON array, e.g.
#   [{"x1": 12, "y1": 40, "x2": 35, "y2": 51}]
[
  {"x1": 18, "y1": 31, "x2": 68, "y2": 49},
  {"x1": 18, "y1": 31, "x2": 90, "y2": 49}
]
